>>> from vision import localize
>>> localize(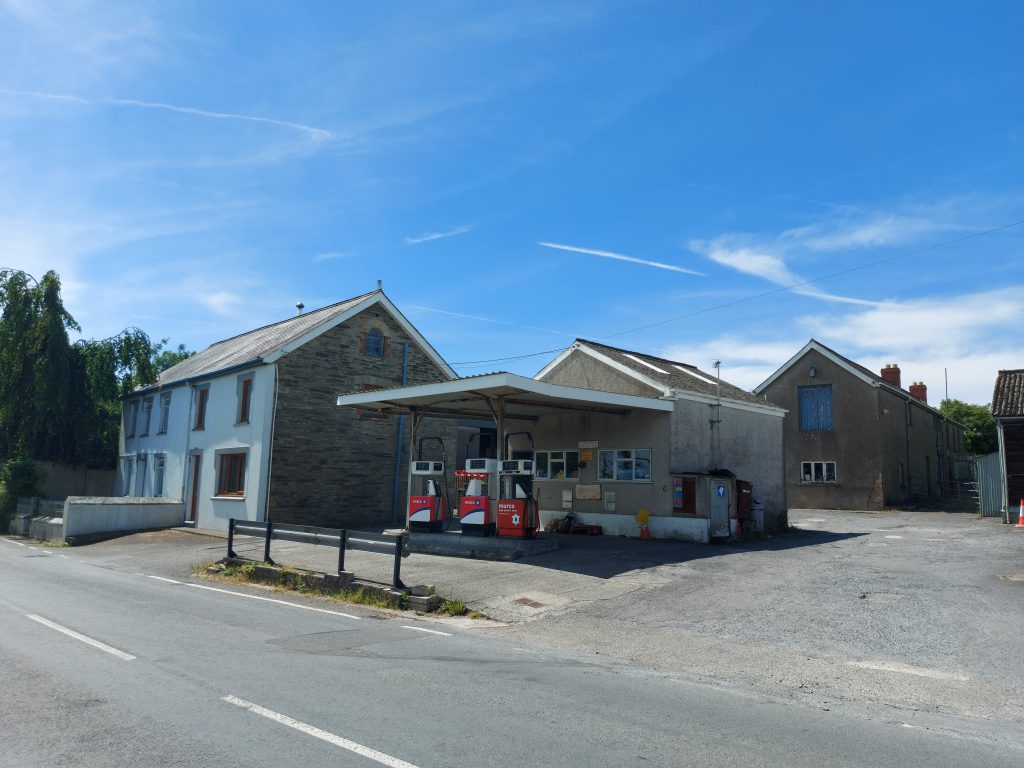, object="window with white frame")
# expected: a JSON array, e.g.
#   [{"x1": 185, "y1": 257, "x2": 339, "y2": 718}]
[
  {"x1": 534, "y1": 450, "x2": 580, "y2": 480},
  {"x1": 139, "y1": 397, "x2": 154, "y2": 436},
  {"x1": 135, "y1": 454, "x2": 148, "y2": 495},
  {"x1": 121, "y1": 456, "x2": 133, "y2": 496},
  {"x1": 801, "y1": 461, "x2": 837, "y2": 483},
  {"x1": 598, "y1": 448, "x2": 652, "y2": 482},
  {"x1": 154, "y1": 454, "x2": 166, "y2": 497},
  {"x1": 157, "y1": 393, "x2": 172, "y2": 434},
  {"x1": 125, "y1": 401, "x2": 139, "y2": 437}
]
